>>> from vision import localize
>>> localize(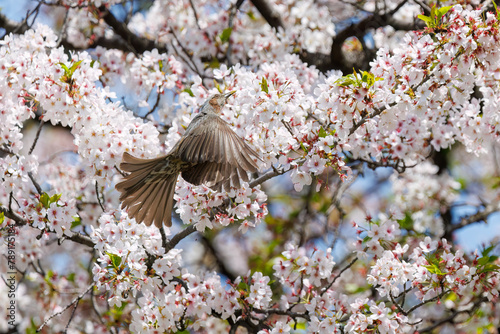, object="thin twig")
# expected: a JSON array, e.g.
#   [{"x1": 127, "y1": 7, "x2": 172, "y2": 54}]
[
  {"x1": 188, "y1": 0, "x2": 202, "y2": 30},
  {"x1": 28, "y1": 120, "x2": 44, "y2": 155},
  {"x1": 95, "y1": 181, "x2": 105, "y2": 212},
  {"x1": 144, "y1": 91, "x2": 162, "y2": 119},
  {"x1": 389, "y1": 291, "x2": 407, "y2": 316},
  {"x1": 406, "y1": 289, "x2": 451, "y2": 315},
  {"x1": 28, "y1": 172, "x2": 42, "y2": 195},
  {"x1": 56, "y1": 8, "x2": 70, "y2": 48},
  {"x1": 115, "y1": 165, "x2": 126, "y2": 177},
  {"x1": 417, "y1": 297, "x2": 487, "y2": 333},
  {"x1": 225, "y1": 0, "x2": 244, "y2": 67},
  {"x1": 19, "y1": 1, "x2": 43, "y2": 31},
  {"x1": 252, "y1": 308, "x2": 311, "y2": 322},
  {"x1": 37, "y1": 283, "x2": 95, "y2": 332},
  {"x1": 169, "y1": 28, "x2": 203, "y2": 77},
  {"x1": 62, "y1": 296, "x2": 80, "y2": 334},
  {"x1": 321, "y1": 256, "x2": 358, "y2": 294}
]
